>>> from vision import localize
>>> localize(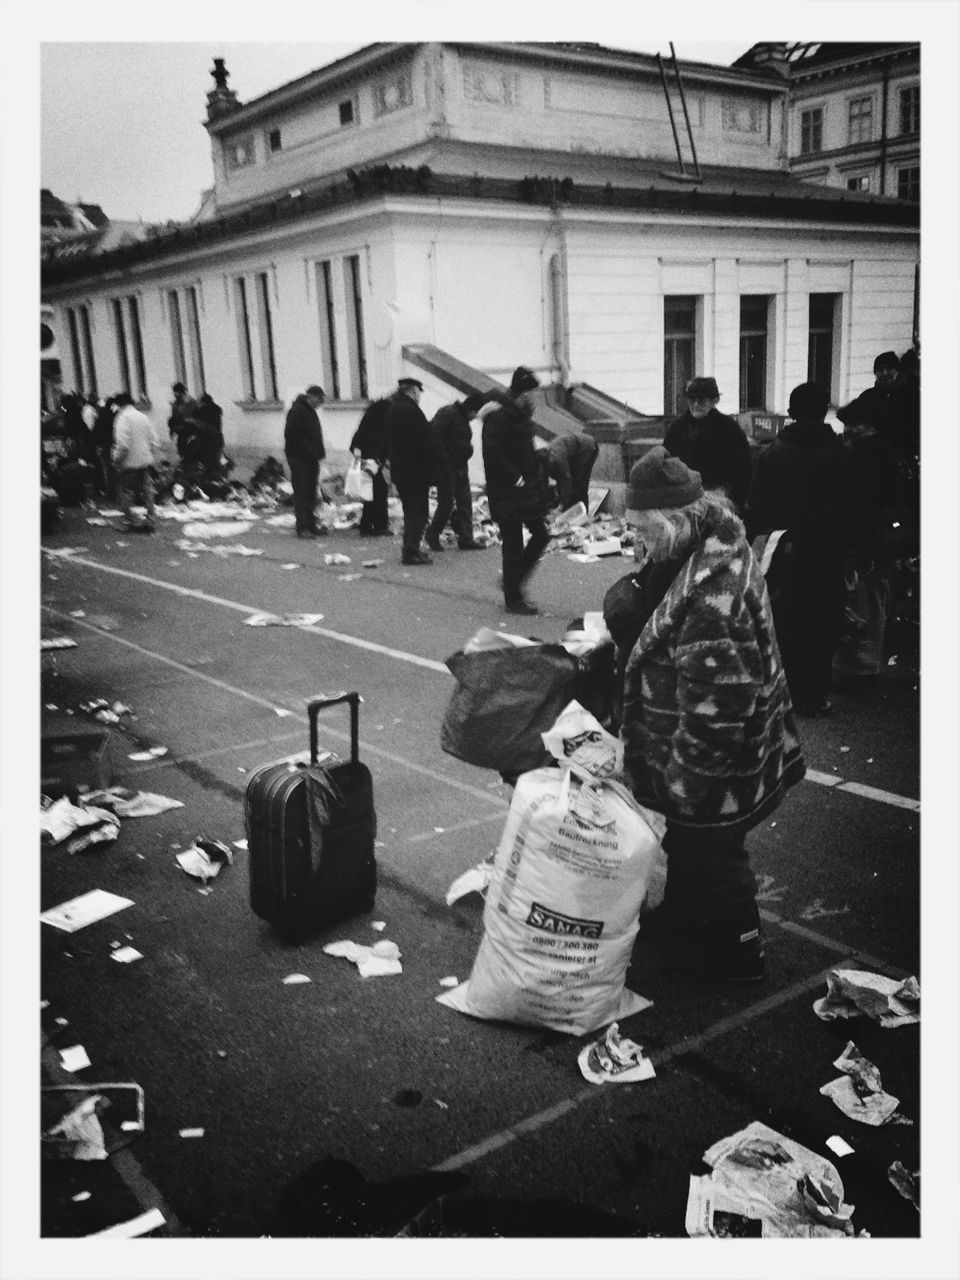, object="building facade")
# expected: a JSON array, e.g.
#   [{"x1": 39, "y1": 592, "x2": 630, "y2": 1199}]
[{"x1": 41, "y1": 42, "x2": 919, "y2": 477}]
